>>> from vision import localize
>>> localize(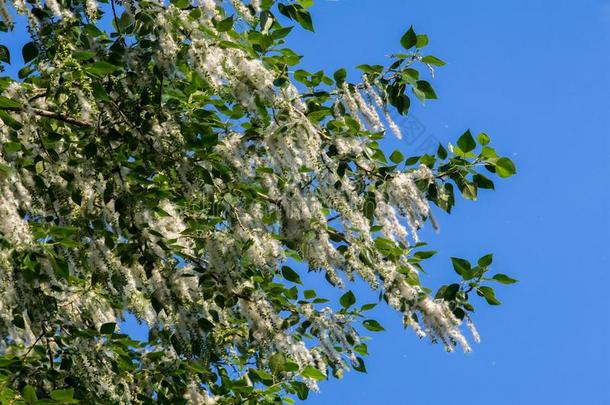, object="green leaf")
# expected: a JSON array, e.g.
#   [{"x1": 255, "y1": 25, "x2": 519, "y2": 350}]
[
  {"x1": 291, "y1": 381, "x2": 309, "y2": 400},
  {"x1": 491, "y1": 273, "x2": 518, "y2": 284},
  {"x1": 51, "y1": 258, "x2": 70, "y2": 279},
  {"x1": 478, "y1": 254, "x2": 493, "y2": 267},
  {"x1": 458, "y1": 179, "x2": 477, "y2": 200},
  {"x1": 49, "y1": 226, "x2": 79, "y2": 238},
  {"x1": 100, "y1": 322, "x2": 116, "y2": 334},
  {"x1": 0, "y1": 96, "x2": 21, "y2": 109},
  {"x1": 50, "y1": 388, "x2": 77, "y2": 403},
  {"x1": 0, "y1": 45, "x2": 9, "y2": 64},
  {"x1": 57, "y1": 239, "x2": 81, "y2": 248},
  {"x1": 457, "y1": 130, "x2": 476, "y2": 153},
  {"x1": 0, "y1": 110, "x2": 22, "y2": 130},
  {"x1": 303, "y1": 289, "x2": 316, "y2": 299},
  {"x1": 73, "y1": 51, "x2": 96, "y2": 61},
  {"x1": 298, "y1": 0, "x2": 314, "y2": 8},
  {"x1": 86, "y1": 61, "x2": 120, "y2": 76},
  {"x1": 251, "y1": 368, "x2": 273, "y2": 385},
  {"x1": 339, "y1": 290, "x2": 356, "y2": 309},
  {"x1": 437, "y1": 143, "x2": 448, "y2": 159},
  {"x1": 215, "y1": 16, "x2": 233, "y2": 32},
  {"x1": 352, "y1": 357, "x2": 367, "y2": 373},
  {"x1": 495, "y1": 157, "x2": 516, "y2": 178},
  {"x1": 3, "y1": 142, "x2": 21, "y2": 153},
  {"x1": 296, "y1": 9, "x2": 314, "y2": 31},
  {"x1": 421, "y1": 55, "x2": 445, "y2": 66},
  {"x1": 363, "y1": 319, "x2": 385, "y2": 332},
  {"x1": 270, "y1": 26, "x2": 293, "y2": 39},
  {"x1": 269, "y1": 352, "x2": 285, "y2": 374},
  {"x1": 477, "y1": 286, "x2": 501, "y2": 305},
  {"x1": 35, "y1": 160, "x2": 44, "y2": 174},
  {"x1": 415, "y1": 80, "x2": 437, "y2": 100},
  {"x1": 389, "y1": 150, "x2": 404, "y2": 164},
  {"x1": 12, "y1": 314, "x2": 25, "y2": 328},
  {"x1": 91, "y1": 82, "x2": 110, "y2": 101},
  {"x1": 473, "y1": 173, "x2": 495, "y2": 190},
  {"x1": 354, "y1": 343, "x2": 369, "y2": 355},
  {"x1": 0, "y1": 162, "x2": 11, "y2": 178},
  {"x1": 18, "y1": 65, "x2": 33, "y2": 79},
  {"x1": 440, "y1": 283, "x2": 460, "y2": 301},
  {"x1": 356, "y1": 64, "x2": 384, "y2": 75},
  {"x1": 22, "y1": 42, "x2": 38, "y2": 64},
  {"x1": 451, "y1": 257, "x2": 471, "y2": 277},
  {"x1": 260, "y1": 11, "x2": 274, "y2": 33},
  {"x1": 278, "y1": 4, "x2": 314, "y2": 32},
  {"x1": 285, "y1": 286, "x2": 298, "y2": 300},
  {"x1": 83, "y1": 143, "x2": 99, "y2": 159},
  {"x1": 400, "y1": 26, "x2": 417, "y2": 50},
  {"x1": 477, "y1": 132, "x2": 490, "y2": 145},
  {"x1": 402, "y1": 68, "x2": 419, "y2": 82},
  {"x1": 333, "y1": 68, "x2": 347, "y2": 85},
  {"x1": 281, "y1": 266, "x2": 302, "y2": 285},
  {"x1": 301, "y1": 366, "x2": 325, "y2": 381},
  {"x1": 413, "y1": 250, "x2": 437, "y2": 260},
  {"x1": 405, "y1": 156, "x2": 420, "y2": 166},
  {"x1": 22, "y1": 385, "x2": 37, "y2": 404},
  {"x1": 394, "y1": 93, "x2": 411, "y2": 114},
  {"x1": 151, "y1": 291, "x2": 164, "y2": 313},
  {"x1": 188, "y1": 361, "x2": 208, "y2": 375},
  {"x1": 198, "y1": 317, "x2": 214, "y2": 331},
  {"x1": 294, "y1": 69, "x2": 310, "y2": 85},
  {"x1": 415, "y1": 34, "x2": 428, "y2": 48}
]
